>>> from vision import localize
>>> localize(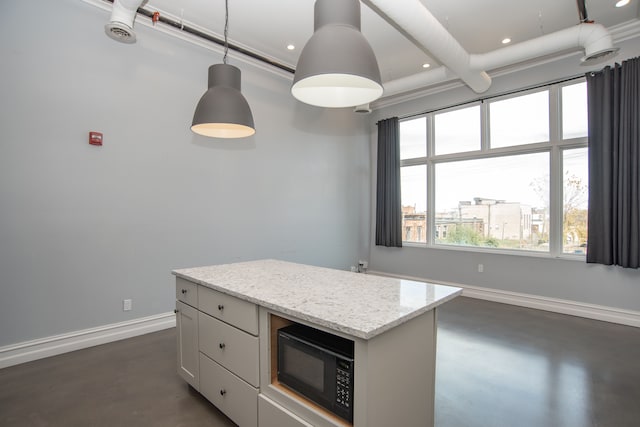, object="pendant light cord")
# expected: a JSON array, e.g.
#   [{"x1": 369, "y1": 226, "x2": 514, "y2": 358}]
[{"x1": 223, "y1": 0, "x2": 229, "y2": 64}]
